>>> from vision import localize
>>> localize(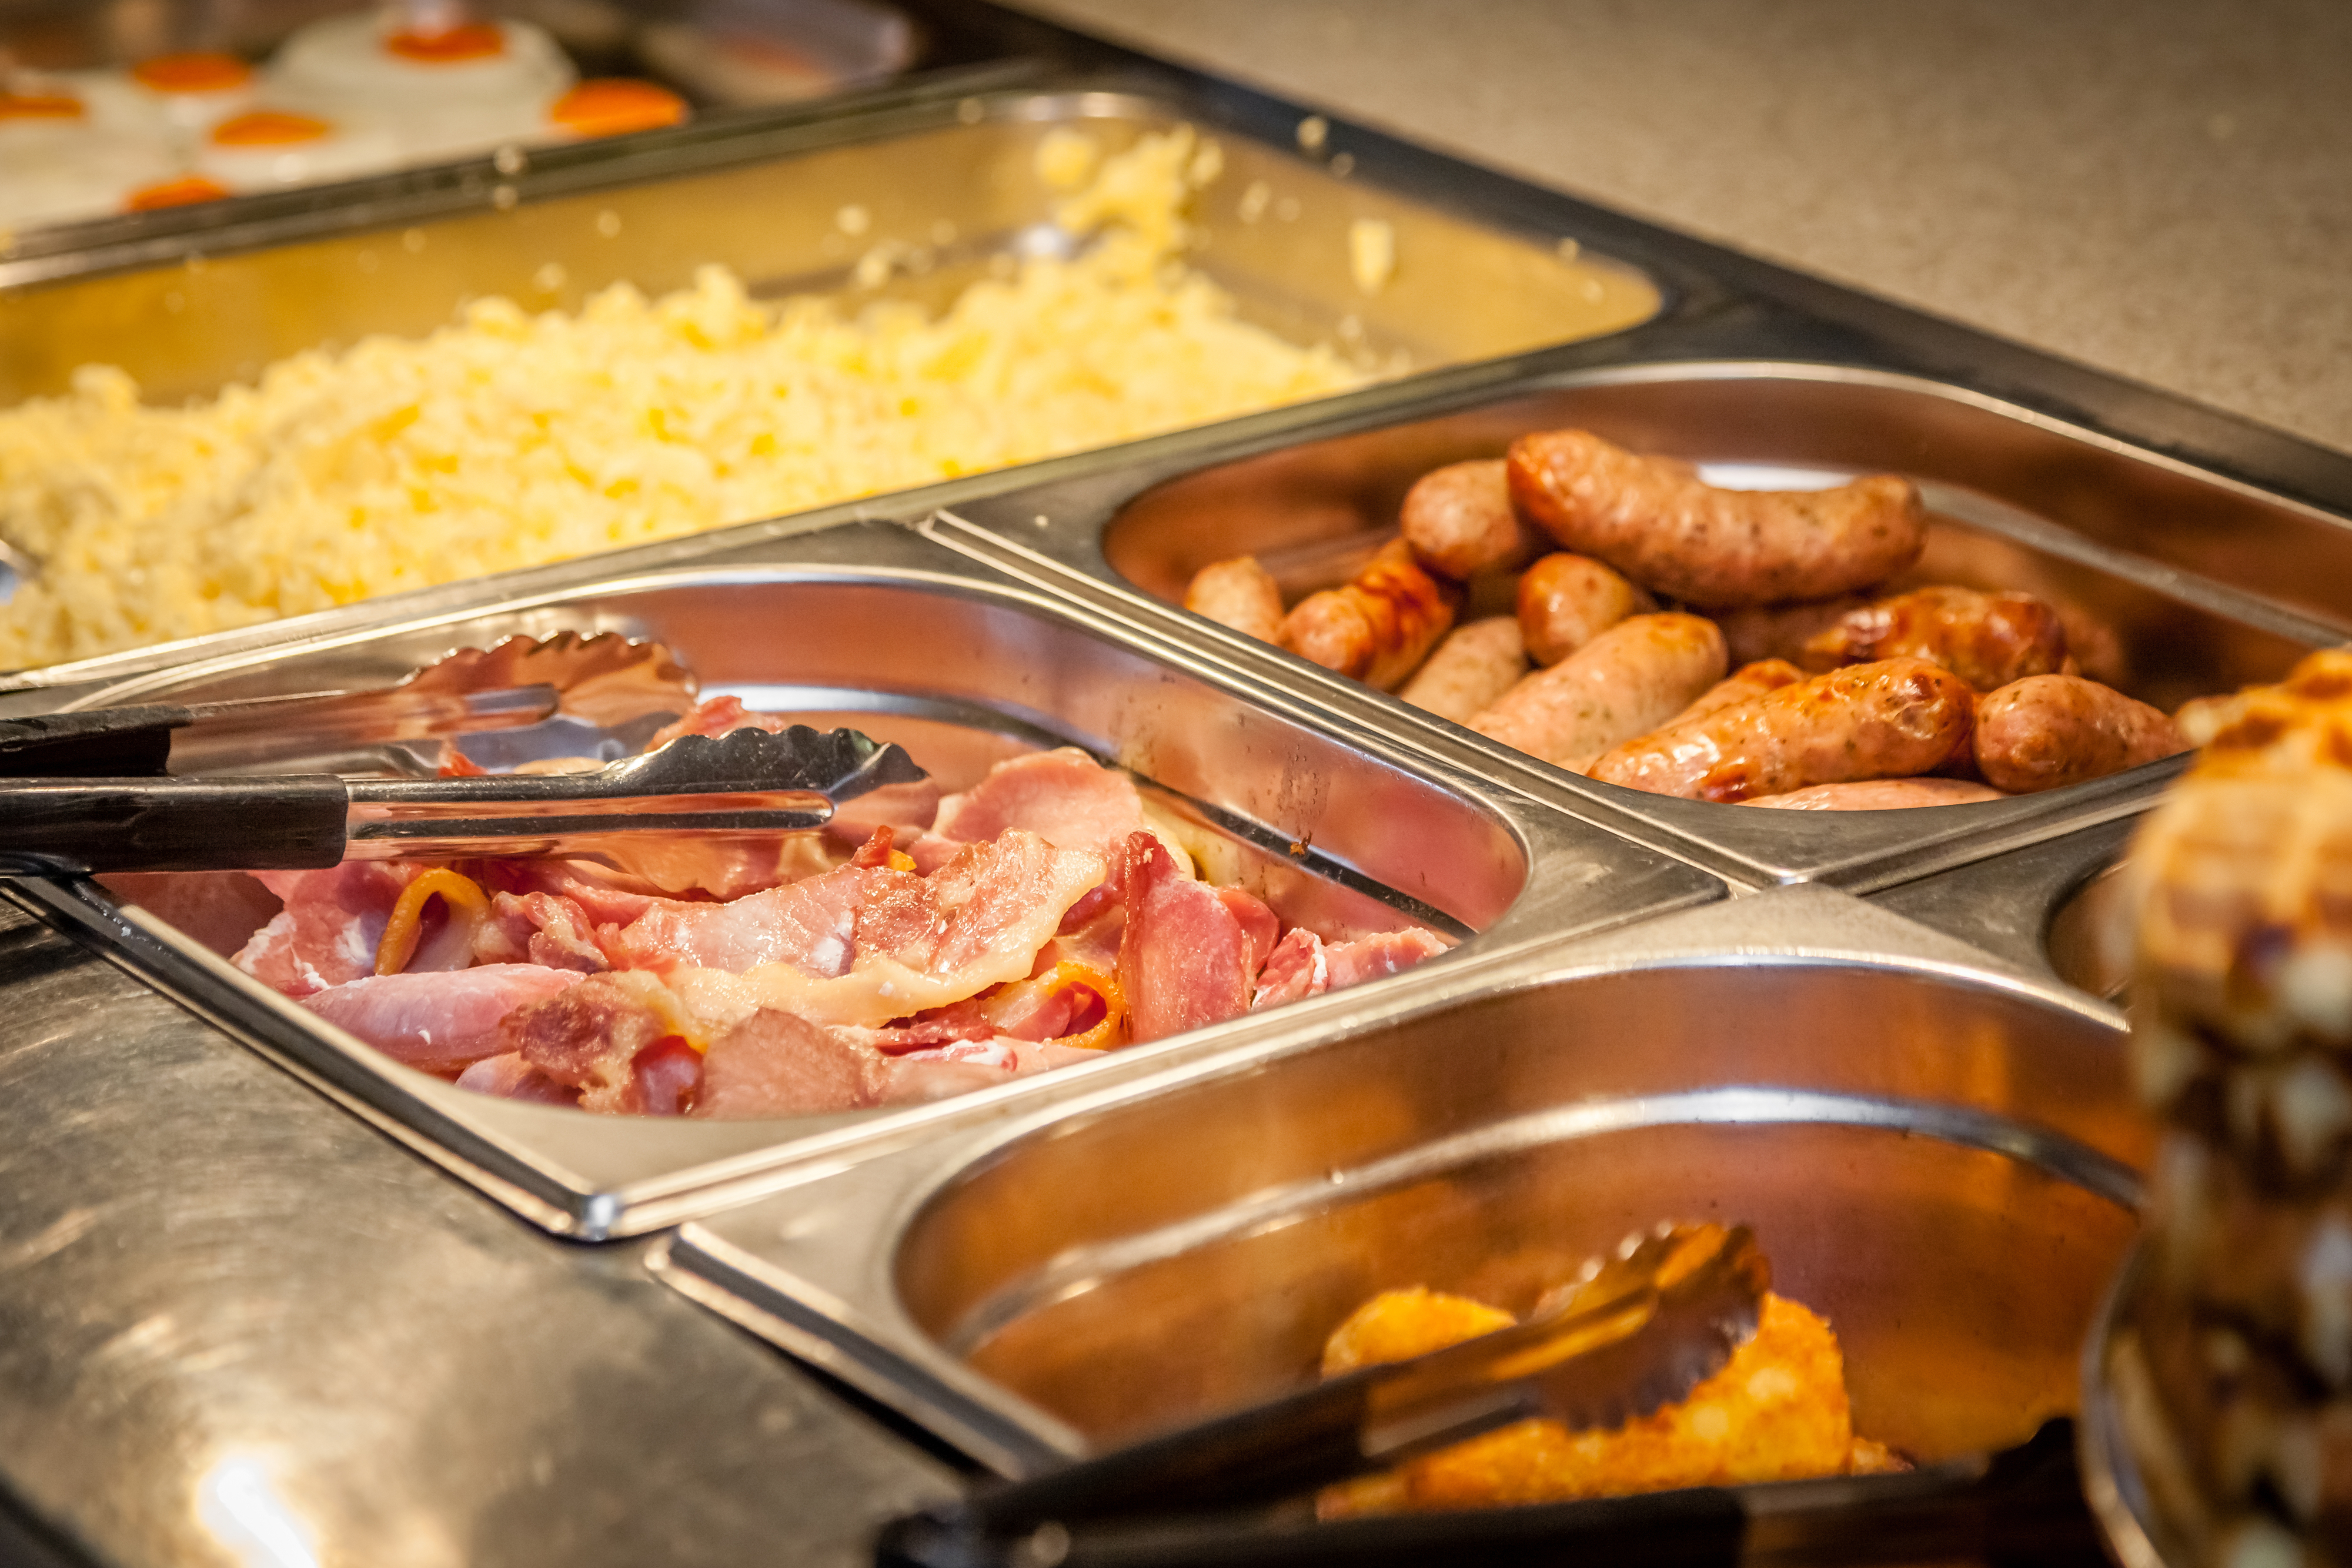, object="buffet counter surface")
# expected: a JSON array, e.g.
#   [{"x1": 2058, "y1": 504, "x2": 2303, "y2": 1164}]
[{"x1": 1008, "y1": 0, "x2": 2352, "y2": 456}]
